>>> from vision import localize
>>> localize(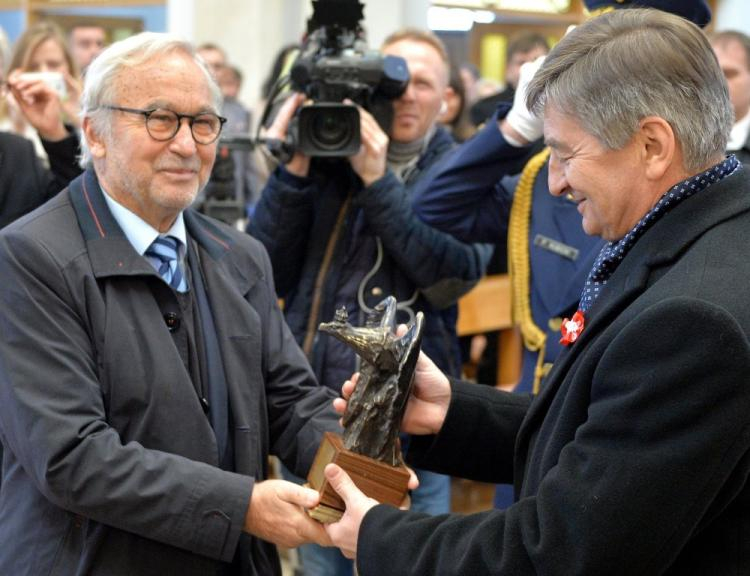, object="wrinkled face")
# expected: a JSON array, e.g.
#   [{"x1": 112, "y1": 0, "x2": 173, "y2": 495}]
[
  {"x1": 28, "y1": 38, "x2": 69, "y2": 74},
  {"x1": 505, "y1": 45, "x2": 547, "y2": 89},
  {"x1": 382, "y1": 39, "x2": 448, "y2": 144},
  {"x1": 70, "y1": 27, "x2": 106, "y2": 71},
  {"x1": 712, "y1": 39, "x2": 750, "y2": 123},
  {"x1": 87, "y1": 51, "x2": 217, "y2": 232},
  {"x1": 544, "y1": 106, "x2": 650, "y2": 241}
]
